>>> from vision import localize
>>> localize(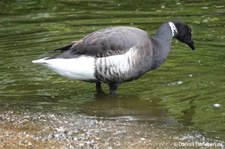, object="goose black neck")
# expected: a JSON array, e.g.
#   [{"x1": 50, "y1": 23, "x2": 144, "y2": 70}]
[
  {"x1": 154, "y1": 22, "x2": 173, "y2": 42},
  {"x1": 151, "y1": 23, "x2": 174, "y2": 69}
]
